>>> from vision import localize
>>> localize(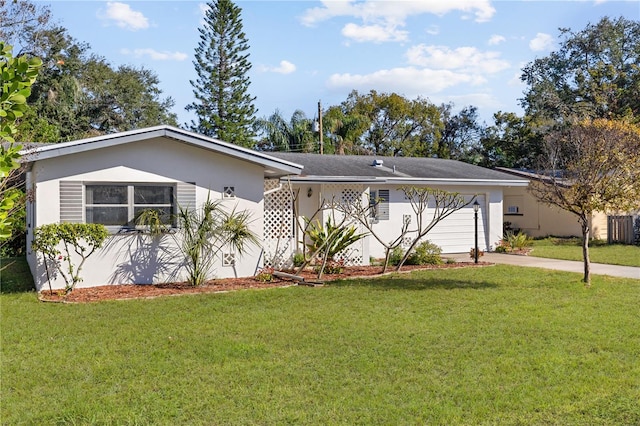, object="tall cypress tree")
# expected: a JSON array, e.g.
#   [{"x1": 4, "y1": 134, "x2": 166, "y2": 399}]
[{"x1": 187, "y1": 0, "x2": 257, "y2": 146}]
